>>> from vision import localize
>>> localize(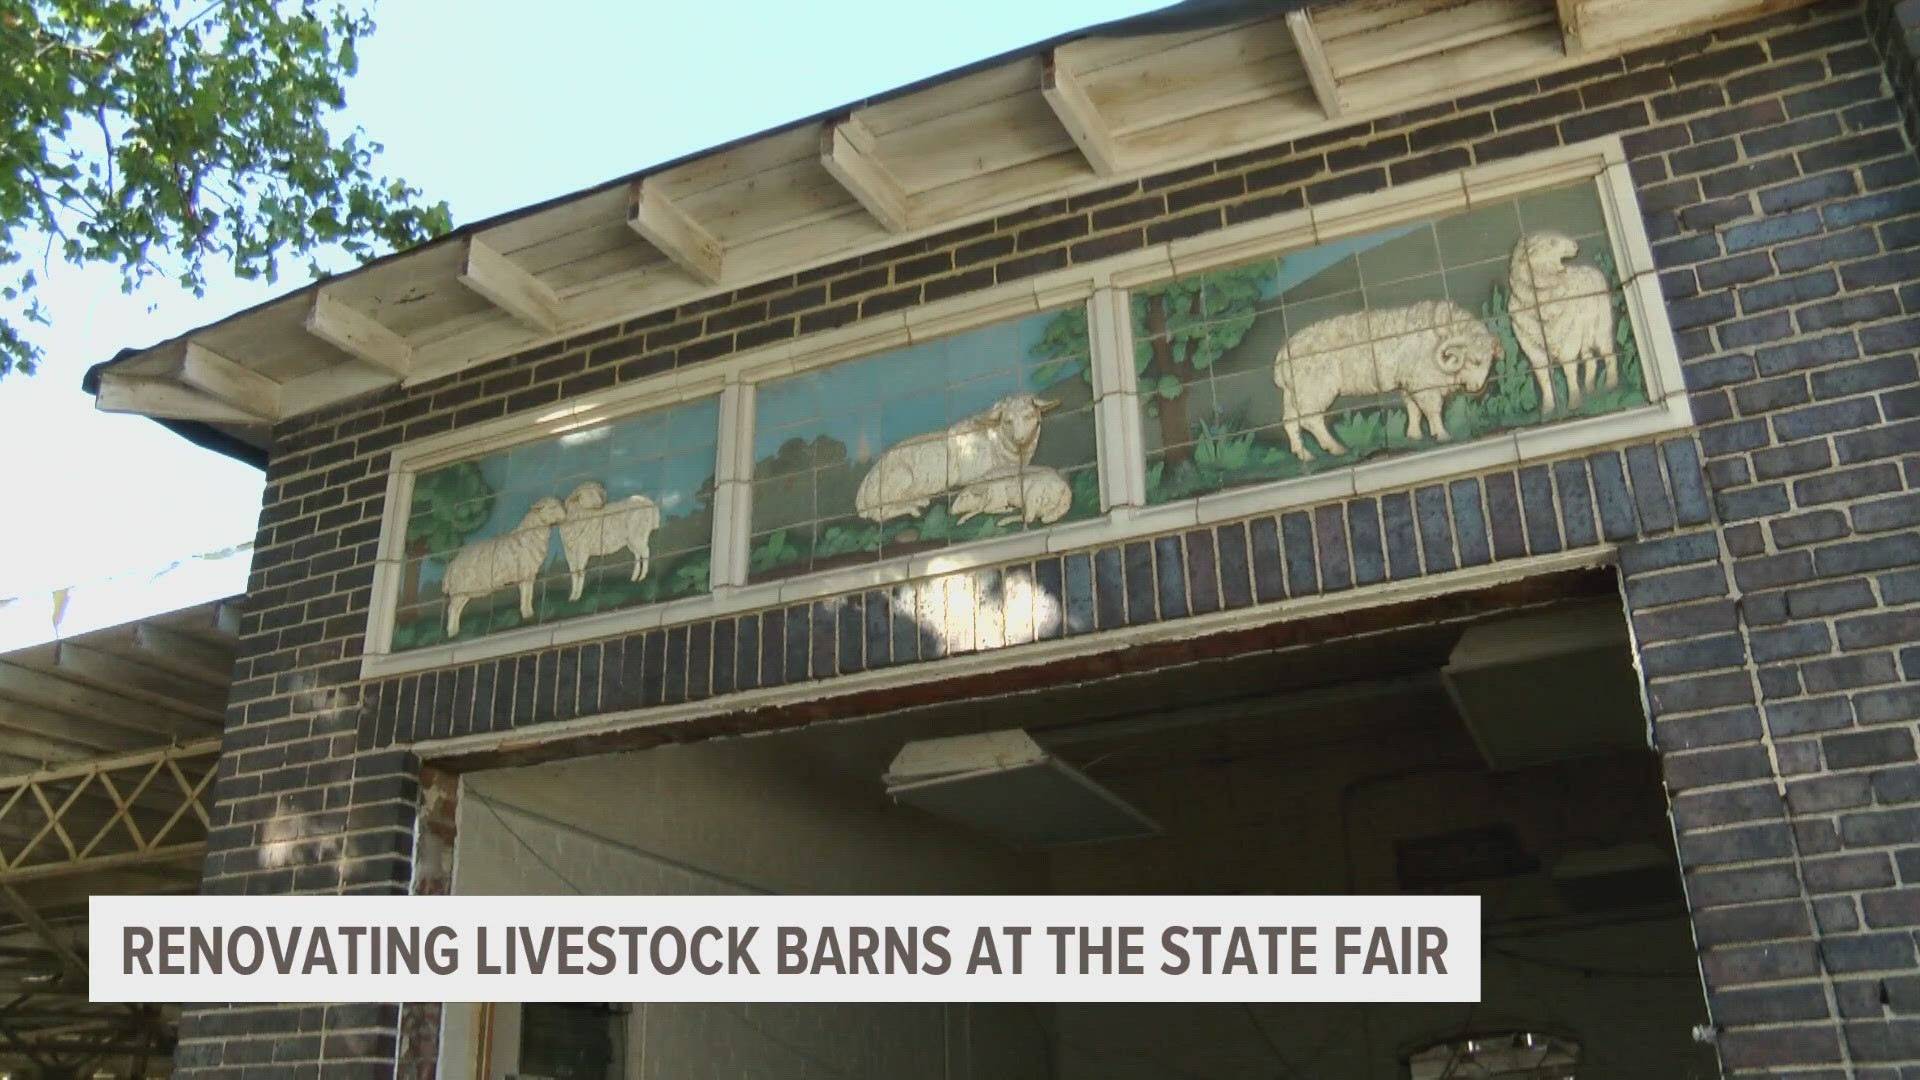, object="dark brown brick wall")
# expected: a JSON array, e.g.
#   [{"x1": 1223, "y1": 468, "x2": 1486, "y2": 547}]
[{"x1": 175, "y1": 2, "x2": 1920, "y2": 1075}]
